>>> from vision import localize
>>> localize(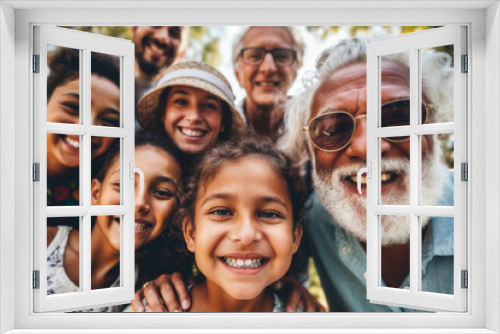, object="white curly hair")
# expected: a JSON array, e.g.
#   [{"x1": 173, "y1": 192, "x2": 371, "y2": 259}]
[{"x1": 278, "y1": 37, "x2": 454, "y2": 160}]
